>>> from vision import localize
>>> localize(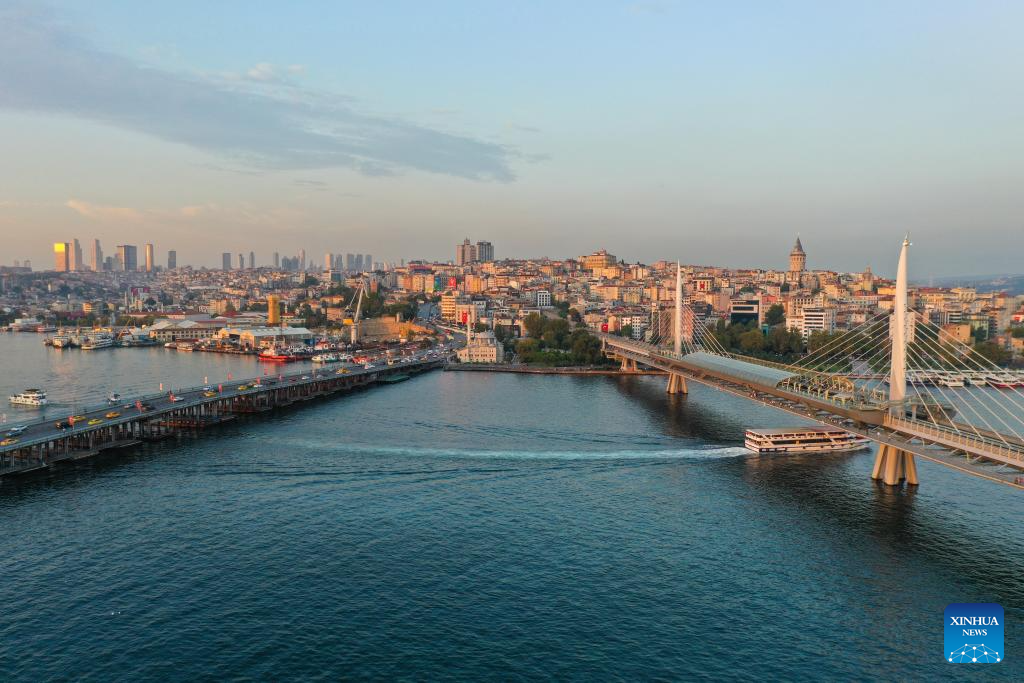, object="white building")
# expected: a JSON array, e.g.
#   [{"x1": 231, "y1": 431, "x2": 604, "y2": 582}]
[{"x1": 457, "y1": 331, "x2": 504, "y2": 363}]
